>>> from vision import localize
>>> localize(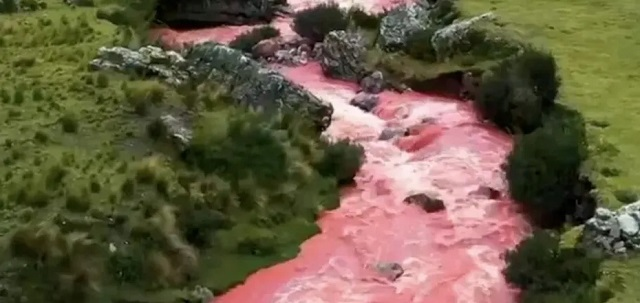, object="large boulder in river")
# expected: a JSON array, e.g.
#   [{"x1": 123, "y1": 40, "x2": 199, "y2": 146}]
[
  {"x1": 156, "y1": 0, "x2": 289, "y2": 26},
  {"x1": 319, "y1": 30, "x2": 367, "y2": 81},
  {"x1": 185, "y1": 42, "x2": 333, "y2": 131}
]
